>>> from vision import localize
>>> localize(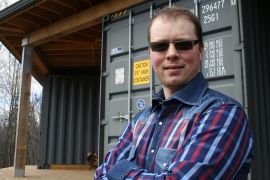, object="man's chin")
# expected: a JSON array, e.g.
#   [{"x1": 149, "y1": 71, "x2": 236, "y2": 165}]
[{"x1": 162, "y1": 82, "x2": 185, "y2": 91}]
